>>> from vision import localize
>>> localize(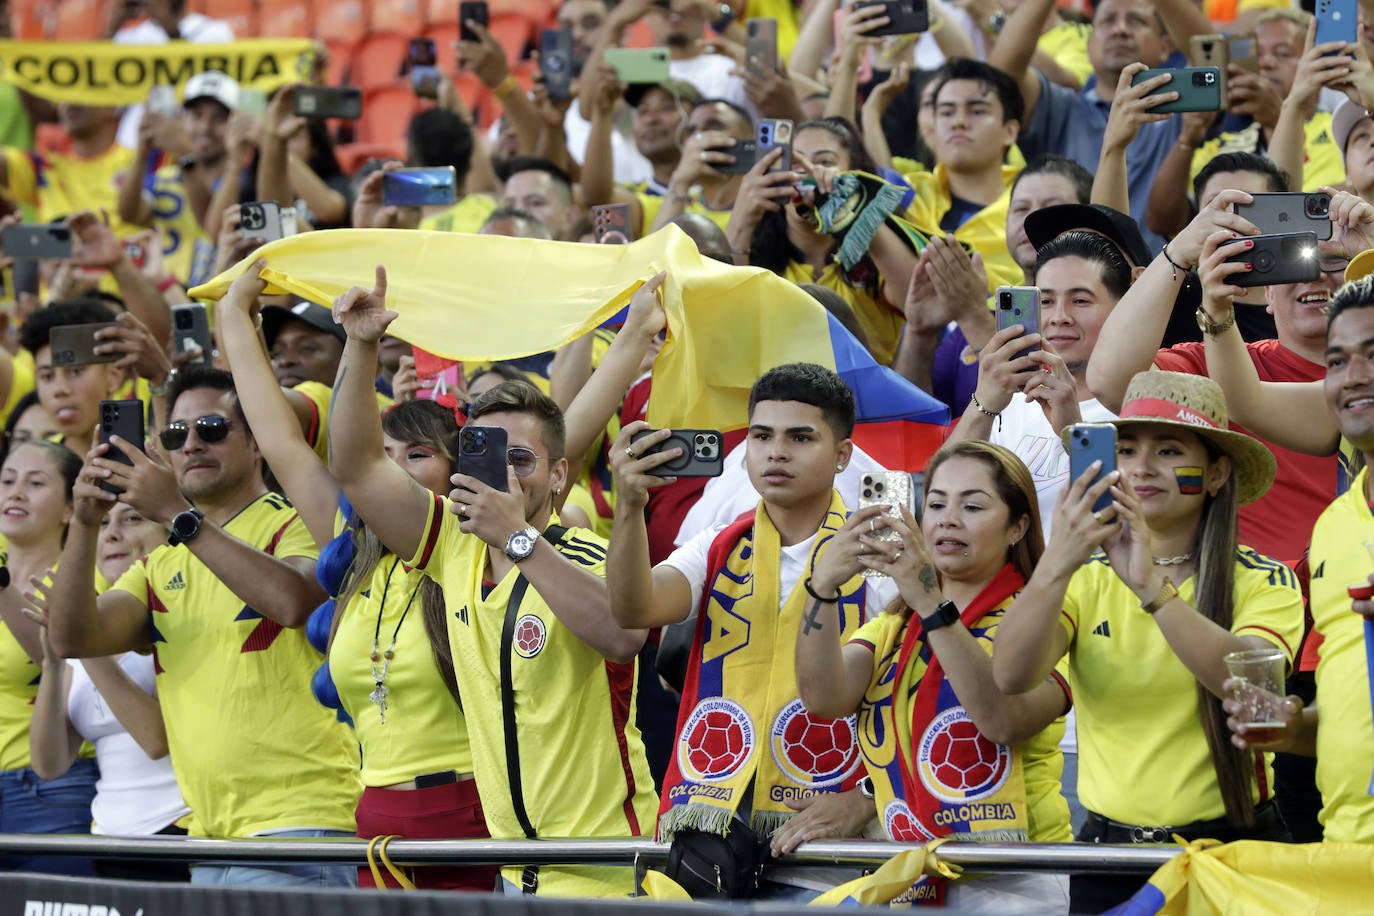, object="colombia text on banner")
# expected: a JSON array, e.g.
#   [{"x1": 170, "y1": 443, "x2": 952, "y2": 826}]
[
  {"x1": 190, "y1": 226, "x2": 949, "y2": 434},
  {"x1": 0, "y1": 39, "x2": 317, "y2": 106}
]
